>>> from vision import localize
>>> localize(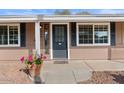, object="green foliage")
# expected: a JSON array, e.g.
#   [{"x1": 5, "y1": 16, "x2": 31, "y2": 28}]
[
  {"x1": 20, "y1": 53, "x2": 46, "y2": 68},
  {"x1": 75, "y1": 11, "x2": 91, "y2": 15},
  {"x1": 54, "y1": 9, "x2": 71, "y2": 15},
  {"x1": 24, "y1": 60, "x2": 28, "y2": 65},
  {"x1": 34, "y1": 58, "x2": 43, "y2": 65}
]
